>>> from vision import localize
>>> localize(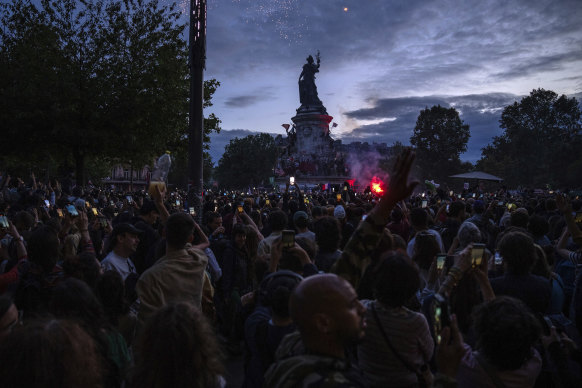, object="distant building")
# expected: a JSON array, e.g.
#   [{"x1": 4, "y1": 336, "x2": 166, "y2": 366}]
[{"x1": 103, "y1": 164, "x2": 150, "y2": 191}]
